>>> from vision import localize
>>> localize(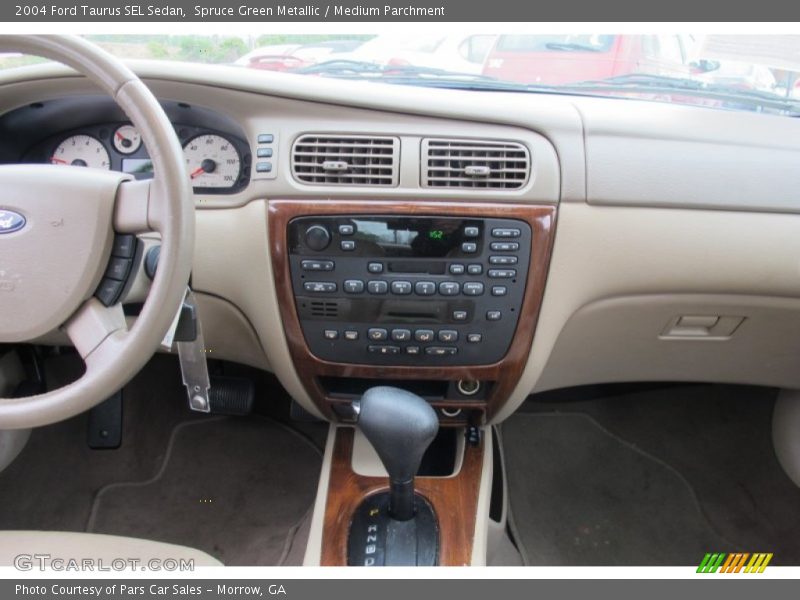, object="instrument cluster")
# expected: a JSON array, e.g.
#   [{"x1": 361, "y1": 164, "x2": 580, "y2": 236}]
[{"x1": 31, "y1": 122, "x2": 251, "y2": 194}]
